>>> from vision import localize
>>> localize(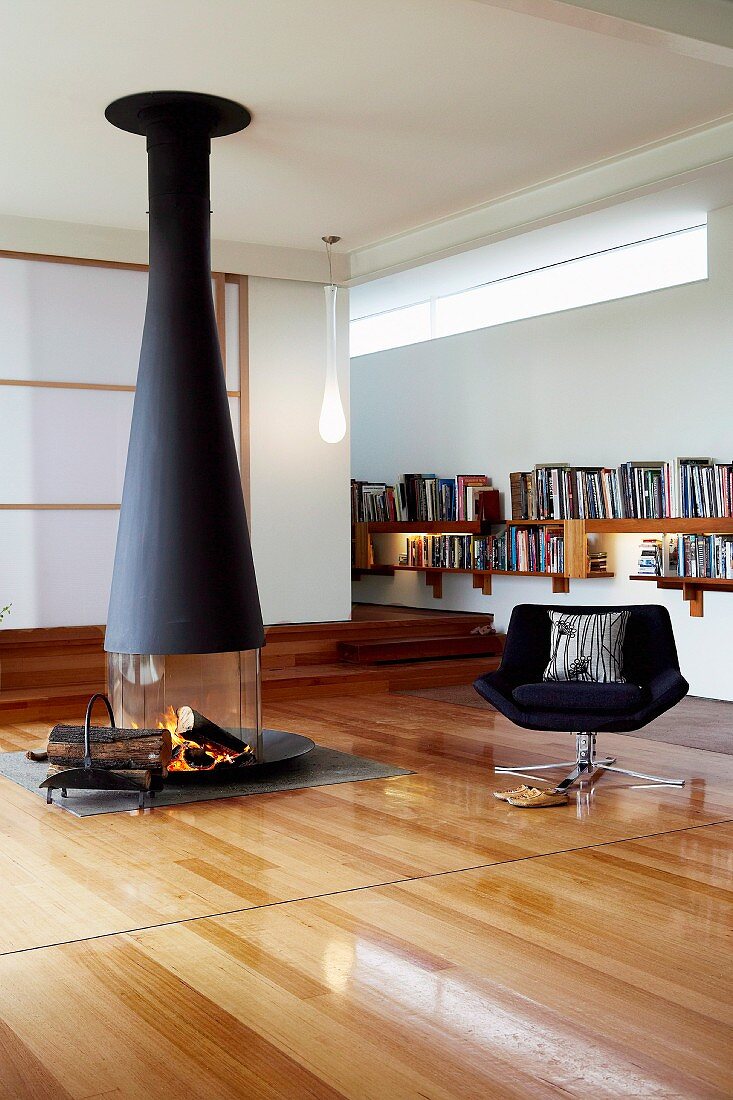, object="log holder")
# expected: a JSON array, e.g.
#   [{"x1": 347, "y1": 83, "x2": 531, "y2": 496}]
[{"x1": 39, "y1": 693, "x2": 160, "y2": 810}]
